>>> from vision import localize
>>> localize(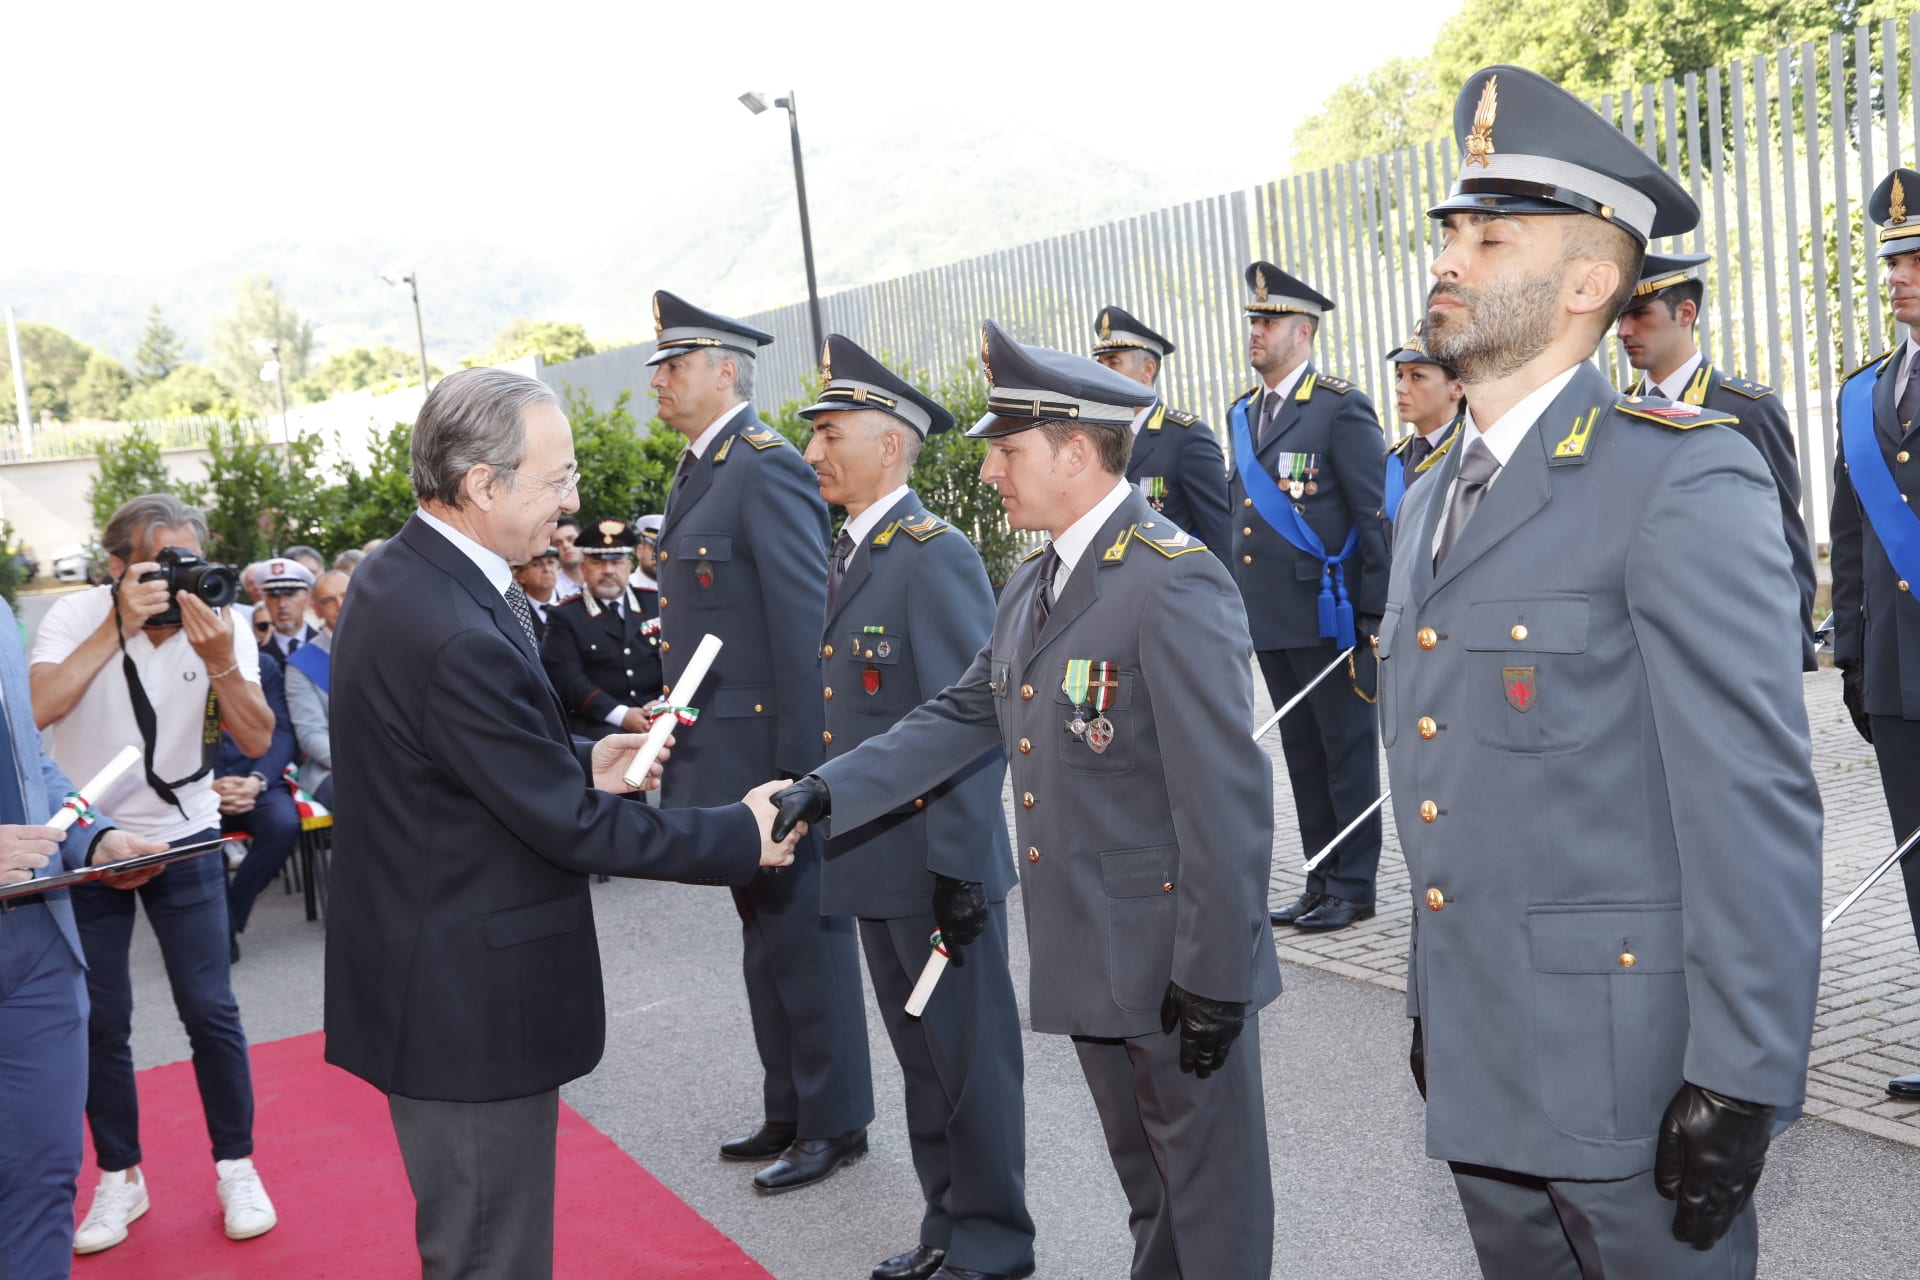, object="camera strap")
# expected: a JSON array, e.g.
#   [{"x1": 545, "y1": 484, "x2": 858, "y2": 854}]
[{"x1": 110, "y1": 580, "x2": 221, "y2": 821}]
